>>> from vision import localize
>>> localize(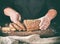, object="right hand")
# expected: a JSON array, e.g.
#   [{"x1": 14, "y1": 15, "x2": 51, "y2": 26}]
[{"x1": 37, "y1": 16, "x2": 51, "y2": 30}]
